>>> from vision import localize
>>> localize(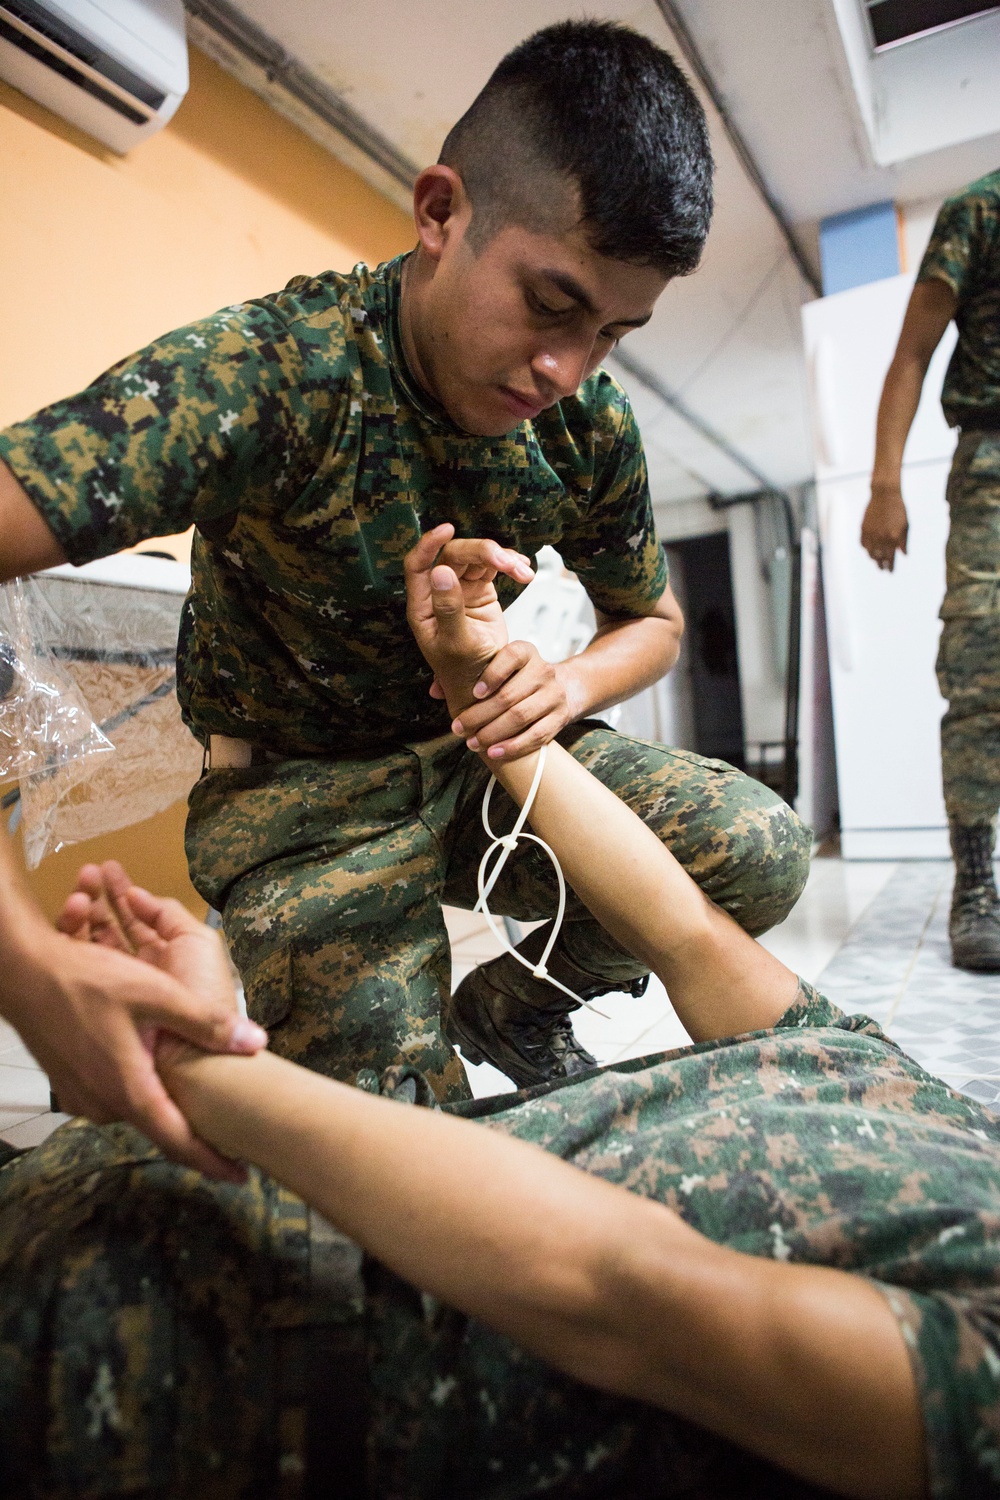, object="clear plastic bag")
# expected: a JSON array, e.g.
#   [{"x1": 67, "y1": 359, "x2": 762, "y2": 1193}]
[
  {"x1": 0, "y1": 573, "x2": 113, "y2": 788},
  {"x1": 2, "y1": 567, "x2": 203, "y2": 868}
]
